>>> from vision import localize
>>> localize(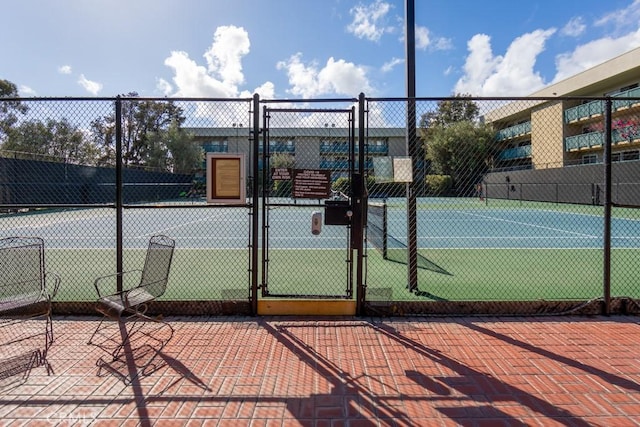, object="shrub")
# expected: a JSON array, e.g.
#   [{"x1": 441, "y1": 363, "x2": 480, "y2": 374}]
[{"x1": 425, "y1": 174, "x2": 452, "y2": 196}]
